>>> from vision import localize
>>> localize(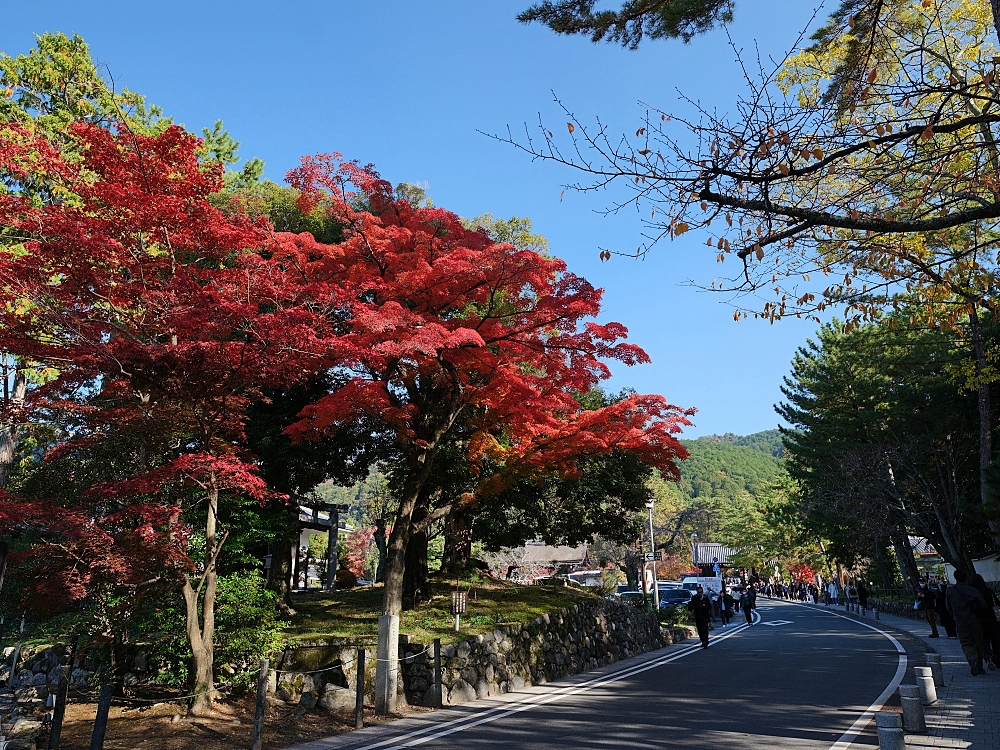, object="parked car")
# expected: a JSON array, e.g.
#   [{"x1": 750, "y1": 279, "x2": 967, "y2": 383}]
[{"x1": 658, "y1": 588, "x2": 694, "y2": 607}]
